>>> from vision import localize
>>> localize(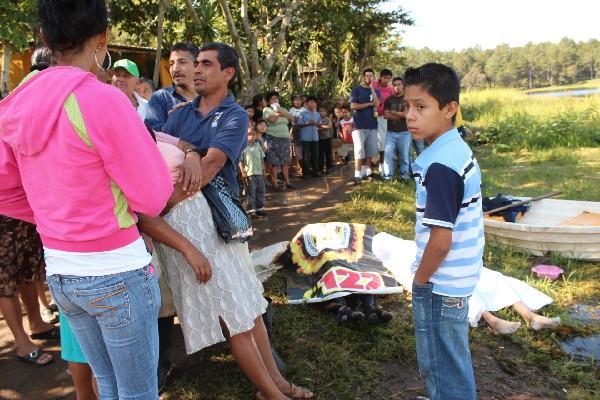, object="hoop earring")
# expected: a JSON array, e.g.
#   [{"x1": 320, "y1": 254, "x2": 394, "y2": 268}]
[{"x1": 94, "y1": 48, "x2": 111, "y2": 71}]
